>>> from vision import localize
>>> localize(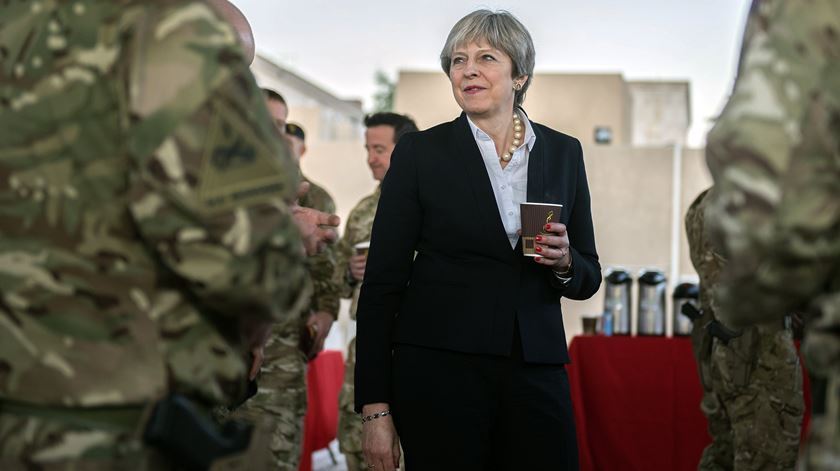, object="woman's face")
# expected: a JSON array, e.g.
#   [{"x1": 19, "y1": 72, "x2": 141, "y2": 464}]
[{"x1": 448, "y1": 40, "x2": 524, "y2": 120}]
